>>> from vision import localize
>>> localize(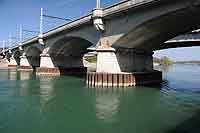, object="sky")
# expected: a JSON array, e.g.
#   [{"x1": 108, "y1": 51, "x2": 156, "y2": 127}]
[{"x1": 0, "y1": 0, "x2": 200, "y2": 61}]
